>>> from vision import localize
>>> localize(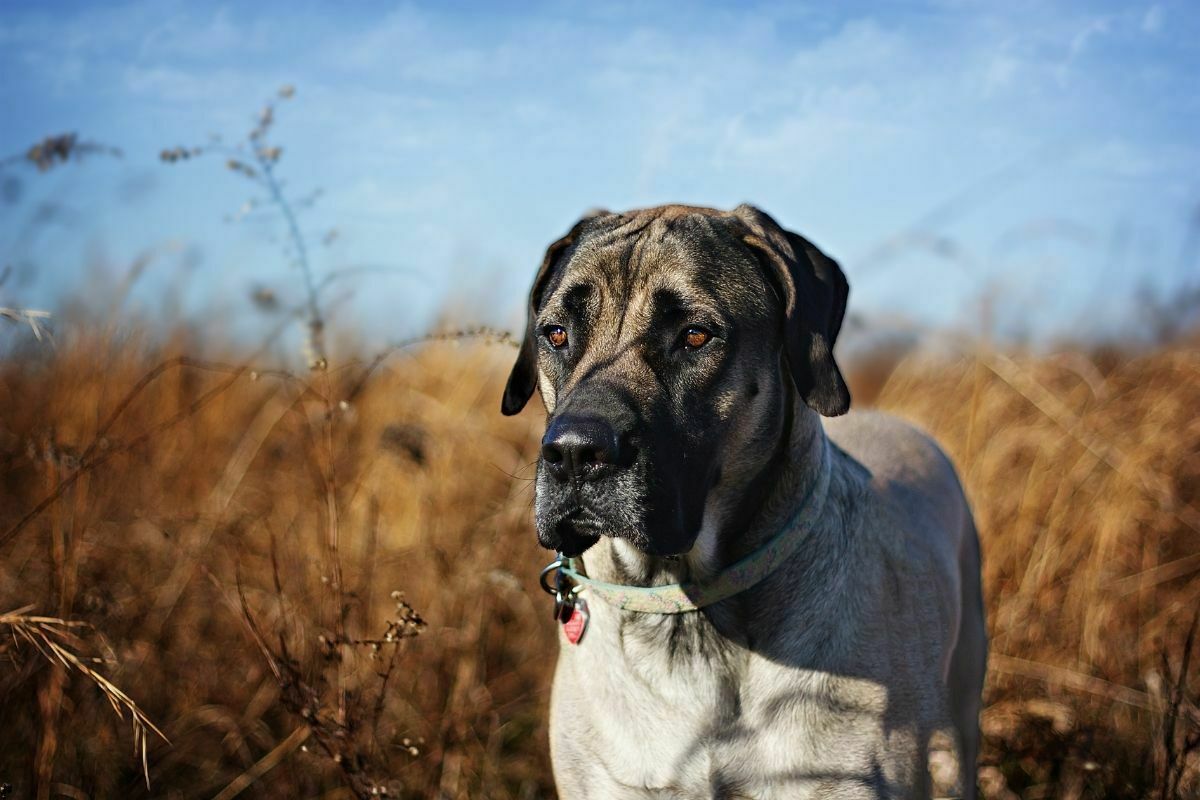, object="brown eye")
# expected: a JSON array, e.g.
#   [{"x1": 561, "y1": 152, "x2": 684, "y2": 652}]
[
  {"x1": 545, "y1": 325, "x2": 569, "y2": 349},
  {"x1": 683, "y1": 327, "x2": 712, "y2": 349}
]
